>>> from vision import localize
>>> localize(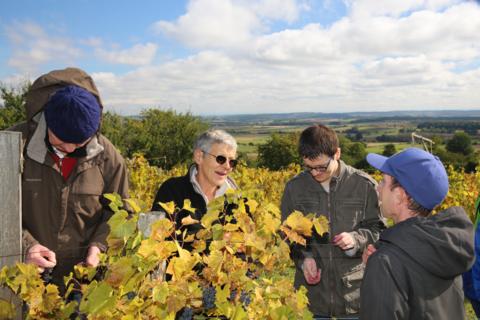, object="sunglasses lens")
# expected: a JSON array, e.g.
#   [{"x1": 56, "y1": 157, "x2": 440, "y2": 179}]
[
  {"x1": 229, "y1": 159, "x2": 238, "y2": 168},
  {"x1": 215, "y1": 155, "x2": 227, "y2": 165}
]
